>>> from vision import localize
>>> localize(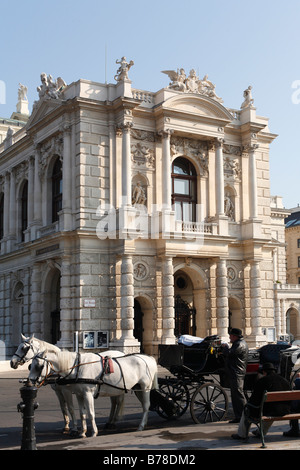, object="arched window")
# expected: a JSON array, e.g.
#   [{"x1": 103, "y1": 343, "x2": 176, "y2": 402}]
[
  {"x1": 172, "y1": 157, "x2": 197, "y2": 221},
  {"x1": 0, "y1": 193, "x2": 4, "y2": 240},
  {"x1": 21, "y1": 181, "x2": 28, "y2": 241},
  {"x1": 52, "y1": 157, "x2": 62, "y2": 223}
]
